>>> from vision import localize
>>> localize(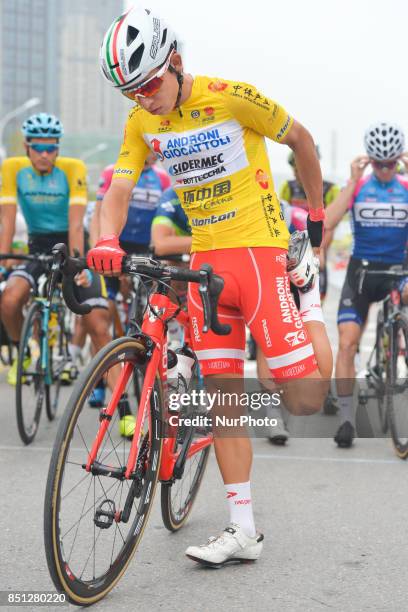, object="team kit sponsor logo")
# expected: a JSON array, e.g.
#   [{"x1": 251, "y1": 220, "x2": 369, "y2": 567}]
[
  {"x1": 276, "y1": 114, "x2": 292, "y2": 140},
  {"x1": 275, "y1": 276, "x2": 303, "y2": 329},
  {"x1": 256, "y1": 168, "x2": 269, "y2": 189},
  {"x1": 129, "y1": 186, "x2": 162, "y2": 209},
  {"x1": 150, "y1": 18, "x2": 160, "y2": 59},
  {"x1": 354, "y1": 201, "x2": 408, "y2": 227},
  {"x1": 190, "y1": 209, "x2": 236, "y2": 227},
  {"x1": 145, "y1": 121, "x2": 248, "y2": 187},
  {"x1": 168, "y1": 153, "x2": 227, "y2": 186},
  {"x1": 262, "y1": 318, "x2": 272, "y2": 348},
  {"x1": 208, "y1": 81, "x2": 228, "y2": 92}
]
